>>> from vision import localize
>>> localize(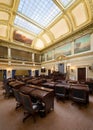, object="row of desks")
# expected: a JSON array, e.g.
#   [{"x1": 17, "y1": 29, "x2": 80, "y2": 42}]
[
  {"x1": 8, "y1": 81, "x2": 54, "y2": 114},
  {"x1": 7, "y1": 79, "x2": 90, "y2": 108}
]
